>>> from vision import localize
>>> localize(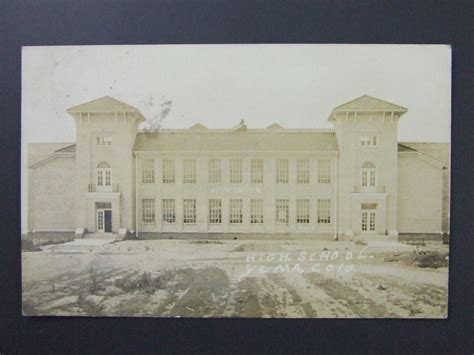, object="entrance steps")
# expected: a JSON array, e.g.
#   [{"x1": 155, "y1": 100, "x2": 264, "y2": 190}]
[
  {"x1": 44, "y1": 238, "x2": 116, "y2": 253},
  {"x1": 355, "y1": 234, "x2": 396, "y2": 242},
  {"x1": 83, "y1": 232, "x2": 118, "y2": 240}
]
